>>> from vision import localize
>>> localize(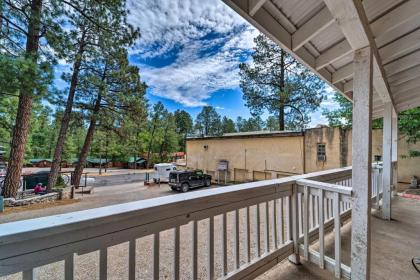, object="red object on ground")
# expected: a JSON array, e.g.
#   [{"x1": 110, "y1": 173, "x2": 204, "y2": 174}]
[{"x1": 402, "y1": 193, "x2": 420, "y2": 200}]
